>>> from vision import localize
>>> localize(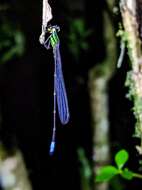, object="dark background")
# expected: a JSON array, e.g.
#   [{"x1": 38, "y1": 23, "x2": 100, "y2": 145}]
[{"x1": 0, "y1": 0, "x2": 142, "y2": 190}]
